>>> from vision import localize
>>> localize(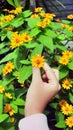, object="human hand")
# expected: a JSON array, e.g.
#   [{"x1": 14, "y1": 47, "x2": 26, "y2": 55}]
[{"x1": 25, "y1": 62, "x2": 61, "y2": 117}]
